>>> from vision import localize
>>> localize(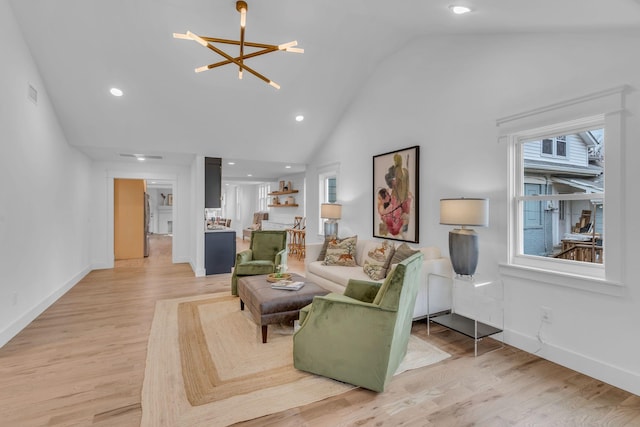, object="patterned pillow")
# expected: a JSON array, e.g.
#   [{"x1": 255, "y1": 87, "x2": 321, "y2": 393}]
[
  {"x1": 363, "y1": 241, "x2": 396, "y2": 280},
  {"x1": 316, "y1": 236, "x2": 332, "y2": 261},
  {"x1": 390, "y1": 242, "x2": 420, "y2": 265},
  {"x1": 323, "y1": 236, "x2": 358, "y2": 266}
]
